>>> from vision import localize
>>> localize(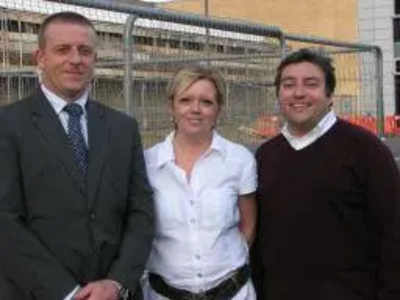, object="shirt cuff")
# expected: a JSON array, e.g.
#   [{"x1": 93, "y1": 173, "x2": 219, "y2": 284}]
[{"x1": 64, "y1": 285, "x2": 80, "y2": 300}]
